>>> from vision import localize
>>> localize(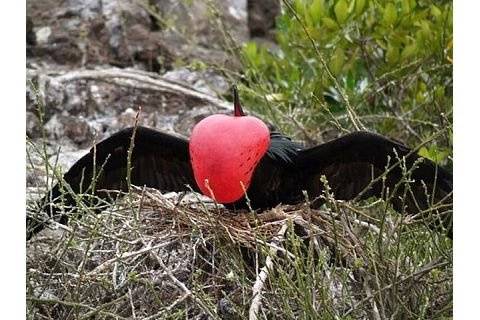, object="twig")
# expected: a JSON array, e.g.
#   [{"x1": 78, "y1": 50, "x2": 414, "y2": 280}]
[
  {"x1": 79, "y1": 294, "x2": 129, "y2": 320},
  {"x1": 142, "y1": 293, "x2": 190, "y2": 320},
  {"x1": 27, "y1": 297, "x2": 127, "y2": 319},
  {"x1": 47, "y1": 68, "x2": 232, "y2": 111},
  {"x1": 249, "y1": 222, "x2": 289, "y2": 320},
  {"x1": 344, "y1": 258, "x2": 449, "y2": 316},
  {"x1": 128, "y1": 287, "x2": 137, "y2": 319},
  {"x1": 362, "y1": 275, "x2": 382, "y2": 320},
  {"x1": 88, "y1": 241, "x2": 175, "y2": 275},
  {"x1": 147, "y1": 241, "x2": 220, "y2": 319}
]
